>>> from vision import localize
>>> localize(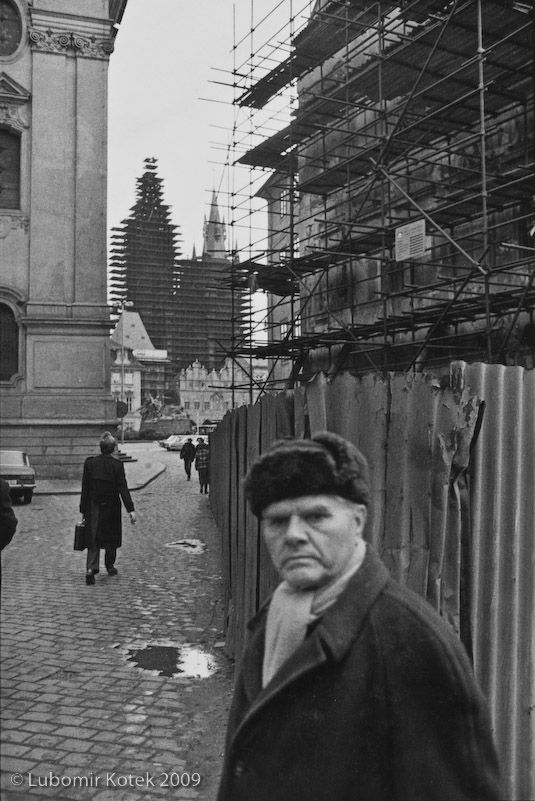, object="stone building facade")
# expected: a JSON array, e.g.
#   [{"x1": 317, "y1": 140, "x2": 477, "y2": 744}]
[
  {"x1": 109, "y1": 340, "x2": 142, "y2": 435},
  {"x1": 177, "y1": 357, "x2": 268, "y2": 428},
  {"x1": 111, "y1": 310, "x2": 170, "y2": 413},
  {"x1": 0, "y1": 0, "x2": 127, "y2": 477}
]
